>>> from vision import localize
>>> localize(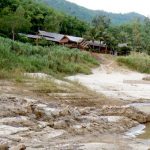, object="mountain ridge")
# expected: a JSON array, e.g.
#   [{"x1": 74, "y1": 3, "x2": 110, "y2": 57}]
[{"x1": 38, "y1": 0, "x2": 145, "y2": 25}]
